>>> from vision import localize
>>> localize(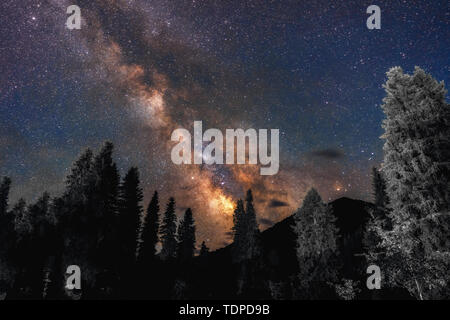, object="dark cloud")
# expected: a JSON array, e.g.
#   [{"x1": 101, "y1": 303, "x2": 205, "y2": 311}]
[
  {"x1": 268, "y1": 199, "x2": 289, "y2": 208},
  {"x1": 310, "y1": 148, "x2": 345, "y2": 160}
]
